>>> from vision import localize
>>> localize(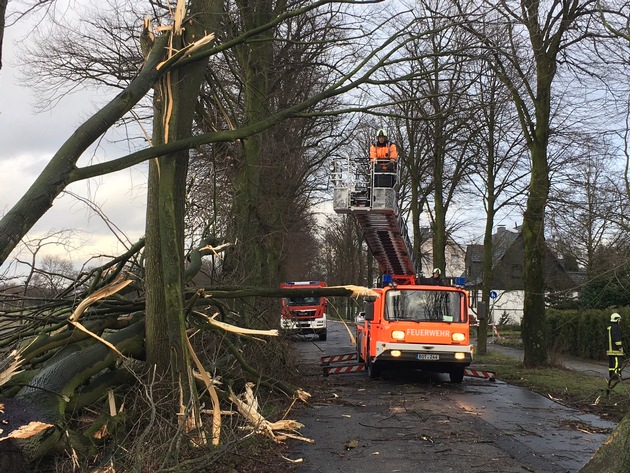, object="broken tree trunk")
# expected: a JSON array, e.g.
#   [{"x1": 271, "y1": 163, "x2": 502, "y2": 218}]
[
  {"x1": 3, "y1": 320, "x2": 145, "y2": 462},
  {"x1": 580, "y1": 412, "x2": 630, "y2": 473}
]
